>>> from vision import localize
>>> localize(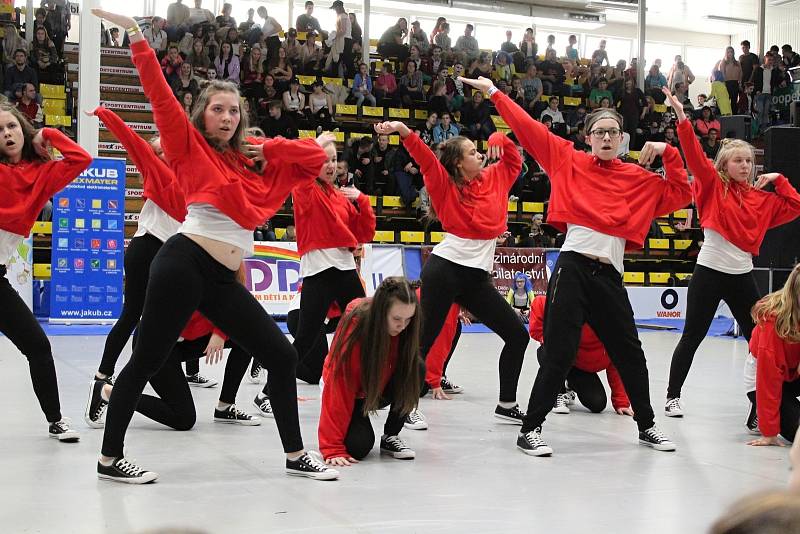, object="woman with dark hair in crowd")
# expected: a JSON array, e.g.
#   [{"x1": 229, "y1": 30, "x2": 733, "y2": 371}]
[
  {"x1": 0, "y1": 104, "x2": 92, "y2": 443},
  {"x1": 663, "y1": 87, "x2": 800, "y2": 418},
  {"x1": 464, "y1": 75, "x2": 690, "y2": 456},
  {"x1": 91, "y1": 8, "x2": 338, "y2": 484},
  {"x1": 268, "y1": 46, "x2": 293, "y2": 93},
  {"x1": 398, "y1": 60, "x2": 425, "y2": 107},
  {"x1": 171, "y1": 61, "x2": 199, "y2": 99},
  {"x1": 29, "y1": 26, "x2": 59, "y2": 72},
  {"x1": 214, "y1": 41, "x2": 240, "y2": 86},
  {"x1": 241, "y1": 44, "x2": 266, "y2": 100},
  {"x1": 616, "y1": 77, "x2": 647, "y2": 149},
  {"x1": 307, "y1": 80, "x2": 336, "y2": 132},
  {"x1": 186, "y1": 38, "x2": 211, "y2": 78},
  {"x1": 319, "y1": 277, "x2": 422, "y2": 466},
  {"x1": 373, "y1": 117, "x2": 529, "y2": 430}
]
